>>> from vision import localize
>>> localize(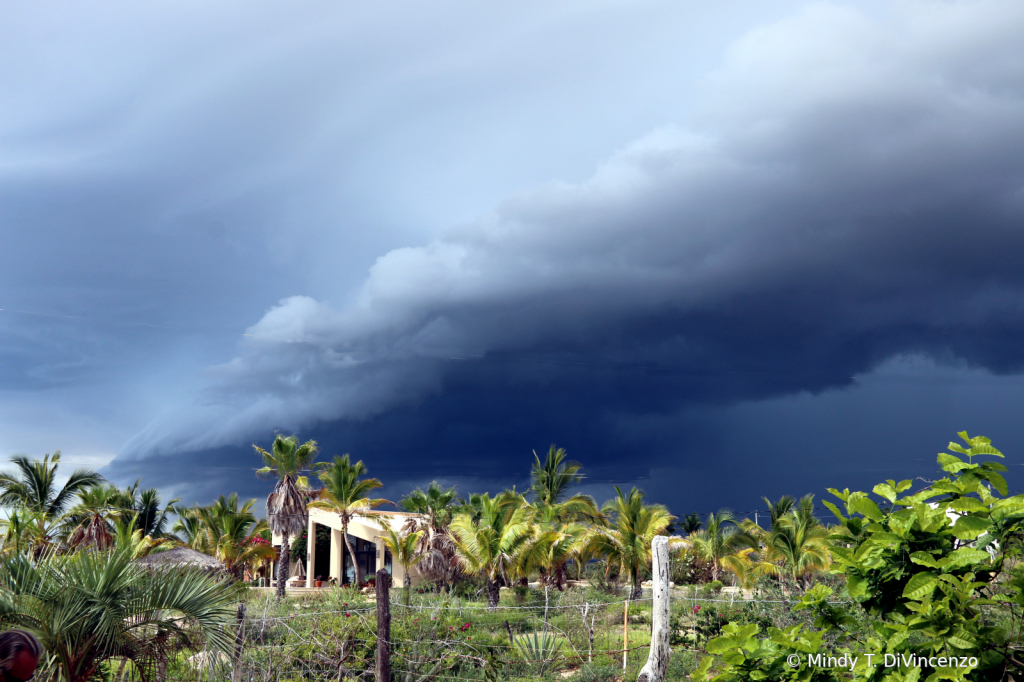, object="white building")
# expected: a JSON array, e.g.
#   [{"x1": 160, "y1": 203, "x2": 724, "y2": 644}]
[{"x1": 272, "y1": 508, "x2": 428, "y2": 589}]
